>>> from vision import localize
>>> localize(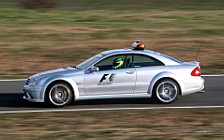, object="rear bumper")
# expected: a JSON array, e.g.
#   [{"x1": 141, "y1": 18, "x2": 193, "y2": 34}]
[{"x1": 182, "y1": 77, "x2": 204, "y2": 96}]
